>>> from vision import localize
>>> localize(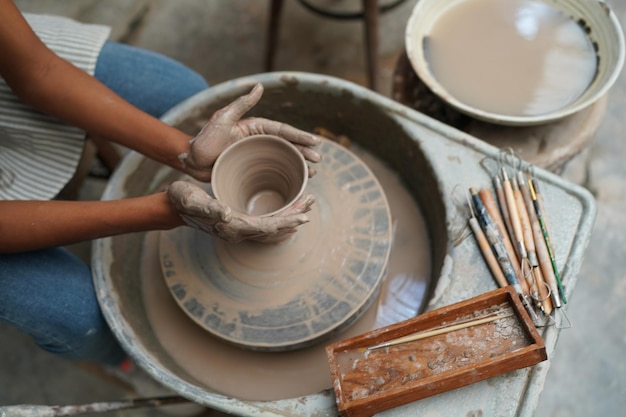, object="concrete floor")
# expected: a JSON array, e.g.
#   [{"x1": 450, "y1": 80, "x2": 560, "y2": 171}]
[{"x1": 2, "y1": 1, "x2": 626, "y2": 416}]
